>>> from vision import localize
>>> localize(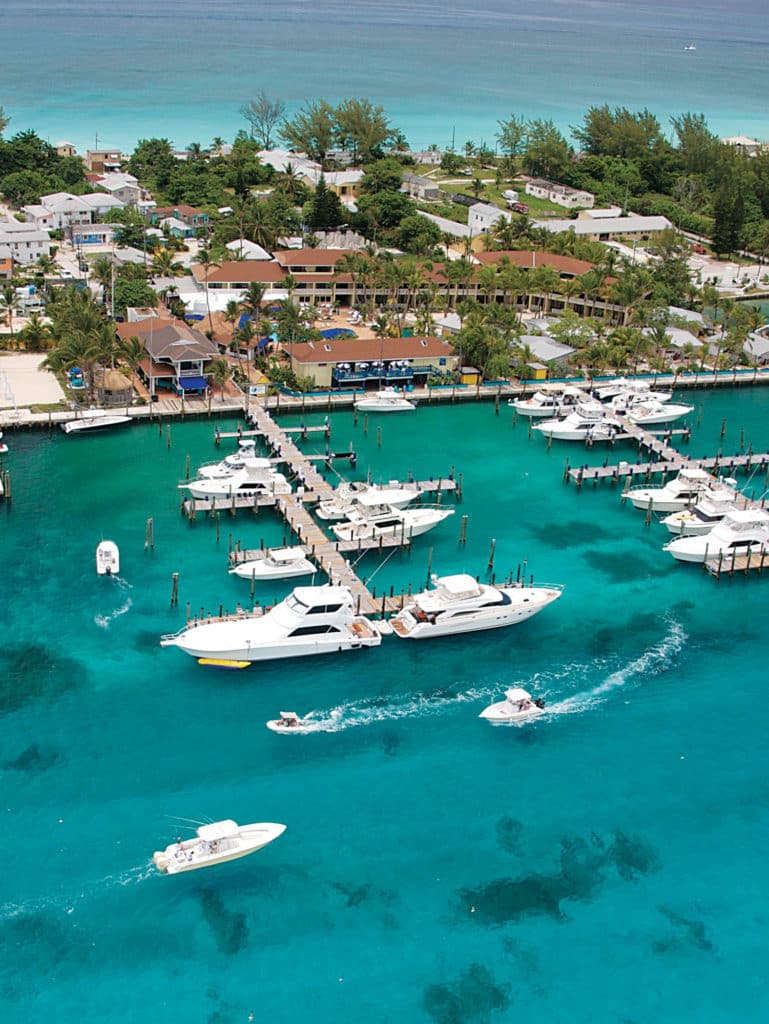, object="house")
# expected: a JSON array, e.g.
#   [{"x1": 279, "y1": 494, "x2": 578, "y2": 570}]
[
  {"x1": 721, "y1": 136, "x2": 762, "y2": 158},
  {"x1": 116, "y1": 318, "x2": 219, "y2": 396},
  {"x1": 149, "y1": 205, "x2": 210, "y2": 231},
  {"x1": 84, "y1": 149, "x2": 123, "y2": 174},
  {"x1": 26, "y1": 192, "x2": 126, "y2": 232},
  {"x1": 159, "y1": 216, "x2": 195, "y2": 239},
  {"x1": 0, "y1": 246, "x2": 13, "y2": 278},
  {"x1": 517, "y1": 334, "x2": 576, "y2": 373},
  {"x1": 468, "y1": 203, "x2": 511, "y2": 234},
  {"x1": 0, "y1": 214, "x2": 51, "y2": 264},
  {"x1": 532, "y1": 214, "x2": 672, "y2": 241},
  {"x1": 743, "y1": 332, "x2": 769, "y2": 364},
  {"x1": 56, "y1": 141, "x2": 77, "y2": 158},
  {"x1": 302, "y1": 167, "x2": 364, "y2": 201},
  {"x1": 92, "y1": 172, "x2": 145, "y2": 205},
  {"x1": 71, "y1": 223, "x2": 117, "y2": 247},
  {"x1": 525, "y1": 179, "x2": 595, "y2": 209},
  {"x1": 287, "y1": 335, "x2": 458, "y2": 389},
  {"x1": 401, "y1": 173, "x2": 441, "y2": 202},
  {"x1": 409, "y1": 150, "x2": 444, "y2": 166}
]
